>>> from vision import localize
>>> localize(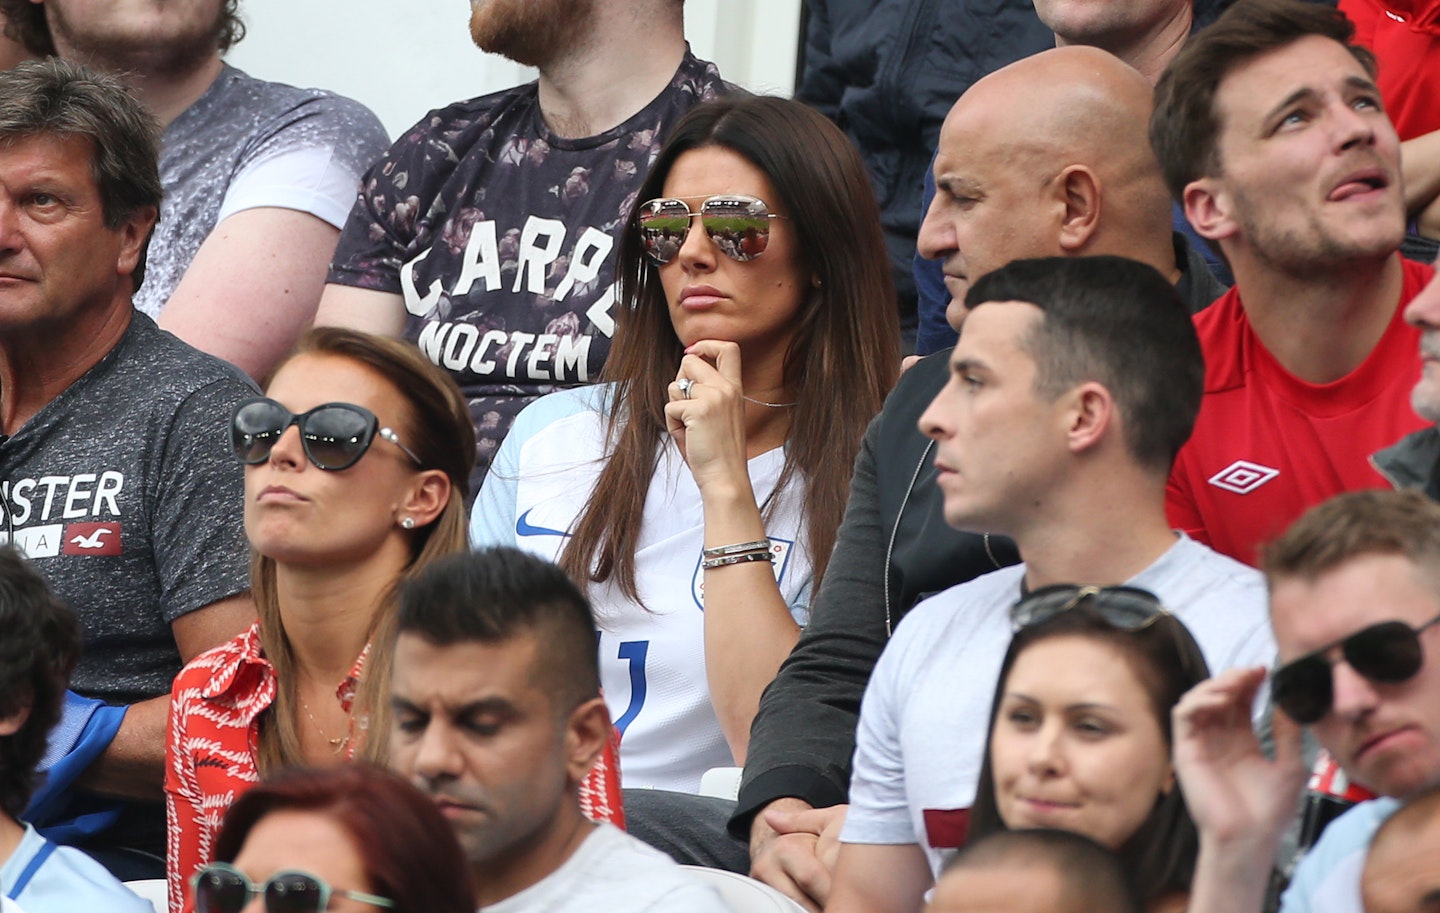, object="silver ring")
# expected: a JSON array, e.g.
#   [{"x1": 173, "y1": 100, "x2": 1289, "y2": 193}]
[{"x1": 677, "y1": 377, "x2": 695, "y2": 400}]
